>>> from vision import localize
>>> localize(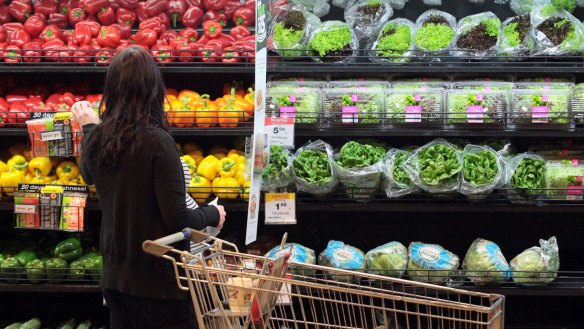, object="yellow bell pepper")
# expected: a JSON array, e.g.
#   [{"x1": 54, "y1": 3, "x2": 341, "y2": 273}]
[
  {"x1": 0, "y1": 169, "x2": 23, "y2": 194},
  {"x1": 56, "y1": 161, "x2": 80, "y2": 182},
  {"x1": 7, "y1": 155, "x2": 28, "y2": 171},
  {"x1": 236, "y1": 155, "x2": 246, "y2": 165},
  {"x1": 189, "y1": 174, "x2": 212, "y2": 203},
  {"x1": 0, "y1": 161, "x2": 8, "y2": 174},
  {"x1": 234, "y1": 162, "x2": 247, "y2": 185},
  {"x1": 23, "y1": 171, "x2": 34, "y2": 184},
  {"x1": 187, "y1": 150, "x2": 204, "y2": 165},
  {"x1": 68, "y1": 179, "x2": 79, "y2": 185},
  {"x1": 227, "y1": 149, "x2": 242, "y2": 161},
  {"x1": 211, "y1": 177, "x2": 240, "y2": 199},
  {"x1": 216, "y1": 158, "x2": 236, "y2": 178},
  {"x1": 31, "y1": 175, "x2": 47, "y2": 184},
  {"x1": 240, "y1": 180, "x2": 251, "y2": 200},
  {"x1": 197, "y1": 155, "x2": 219, "y2": 181},
  {"x1": 29, "y1": 157, "x2": 52, "y2": 177},
  {"x1": 181, "y1": 155, "x2": 197, "y2": 175}
]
